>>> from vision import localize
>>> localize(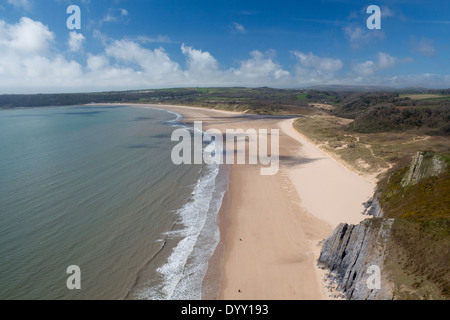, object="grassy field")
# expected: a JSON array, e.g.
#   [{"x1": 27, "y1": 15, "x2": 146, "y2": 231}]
[
  {"x1": 400, "y1": 94, "x2": 450, "y2": 100},
  {"x1": 296, "y1": 93, "x2": 309, "y2": 101},
  {"x1": 378, "y1": 154, "x2": 450, "y2": 219},
  {"x1": 386, "y1": 217, "x2": 450, "y2": 300}
]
